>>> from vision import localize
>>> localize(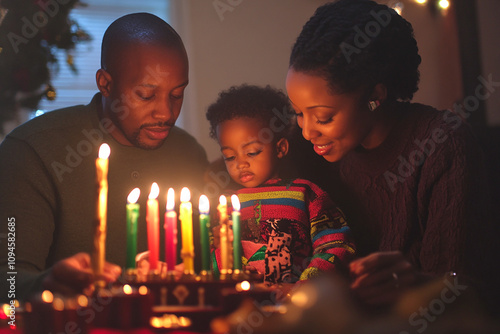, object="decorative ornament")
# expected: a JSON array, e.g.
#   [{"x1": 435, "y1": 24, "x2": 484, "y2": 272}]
[
  {"x1": 66, "y1": 53, "x2": 77, "y2": 73},
  {"x1": 45, "y1": 85, "x2": 56, "y2": 101}
]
